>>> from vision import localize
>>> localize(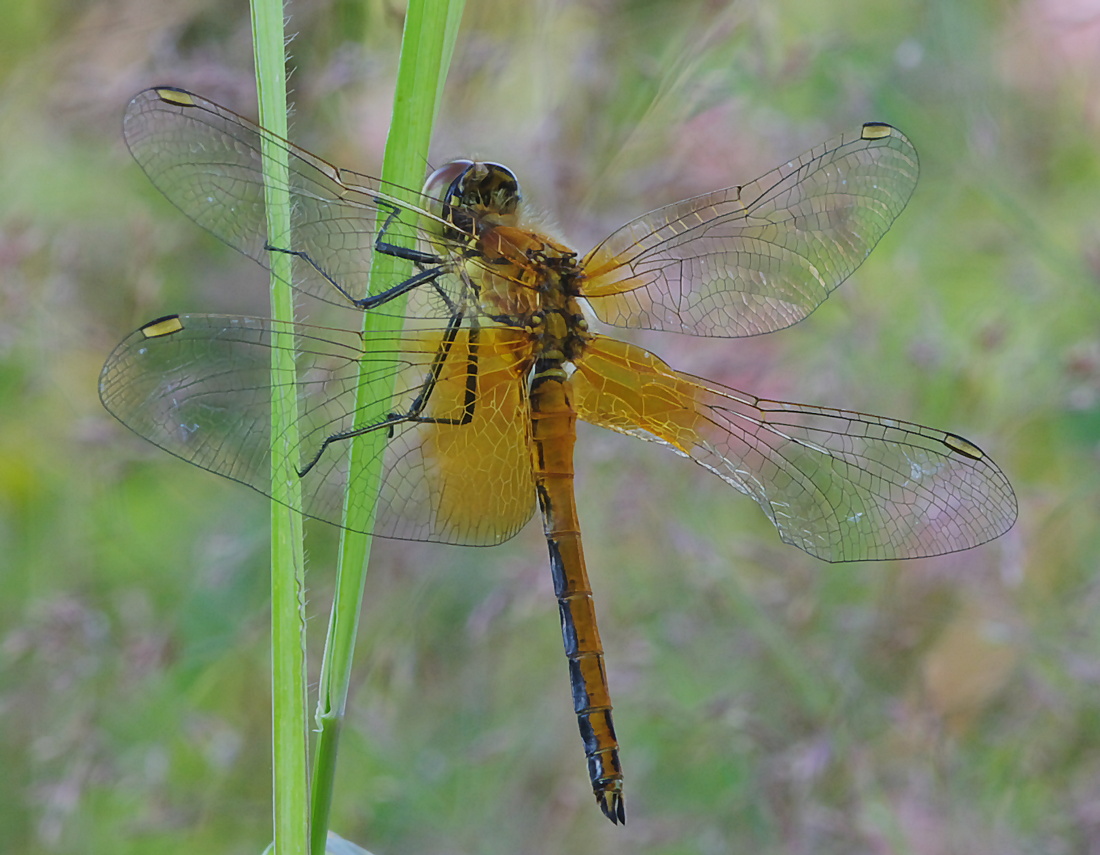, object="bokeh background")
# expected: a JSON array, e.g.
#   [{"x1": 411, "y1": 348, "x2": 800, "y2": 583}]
[{"x1": 3, "y1": 0, "x2": 1098, "y2": 853}]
